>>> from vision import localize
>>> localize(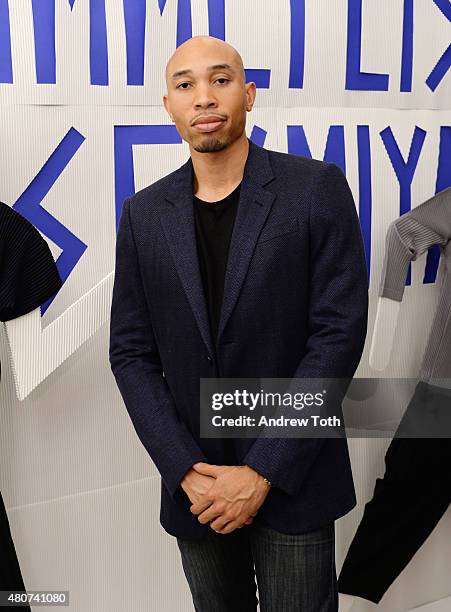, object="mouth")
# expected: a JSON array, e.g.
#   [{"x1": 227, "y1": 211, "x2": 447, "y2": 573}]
[{"x1": 192, "y1": 117, "x2": 227, "y2": 133}]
